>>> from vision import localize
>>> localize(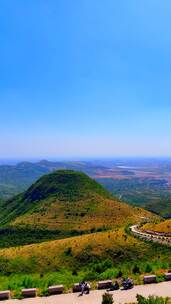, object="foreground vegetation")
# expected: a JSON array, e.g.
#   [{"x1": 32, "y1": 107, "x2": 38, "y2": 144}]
[
  {"x1": 0, "y1": 258, "x2": 170, "y2": 297},
  {"x1": 0, "y1": 228, "x2": 170, "y2": 296},
  {"x1": 101, "y1": 295, "x2": 171, "y2": 304},
  {"x1": 136, "y1": 295, "x2": 170, "y2": 304}
]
